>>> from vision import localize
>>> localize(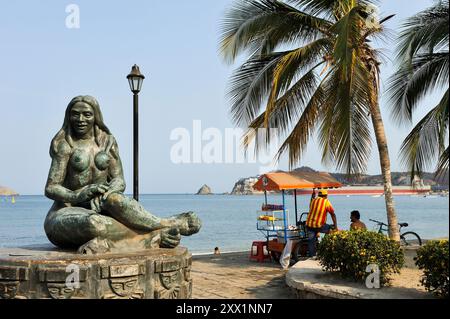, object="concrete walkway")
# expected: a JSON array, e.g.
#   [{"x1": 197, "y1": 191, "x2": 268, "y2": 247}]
[
  {"x1": 286, "y1": 247, "x2": 434, "y2": 299},
  {"x1": 191, "y1": 252, "x2": 295, "y2": 299}
]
